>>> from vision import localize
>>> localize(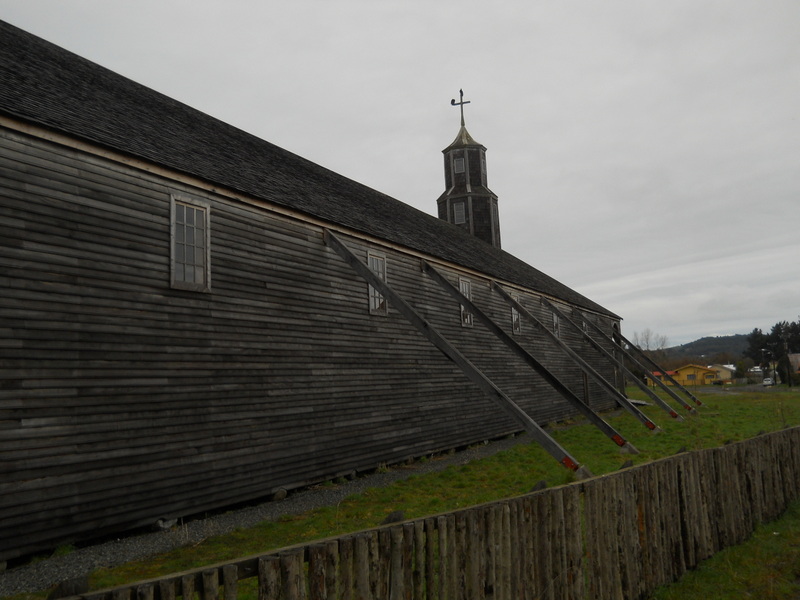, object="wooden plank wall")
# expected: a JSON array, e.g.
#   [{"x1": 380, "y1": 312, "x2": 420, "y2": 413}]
[
  {"x1": 0, "y1": 127, "x2": 620, "y2": 560},
  {"x1": 70, "y1": 427, "x2": 800, "y2": 600}
]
